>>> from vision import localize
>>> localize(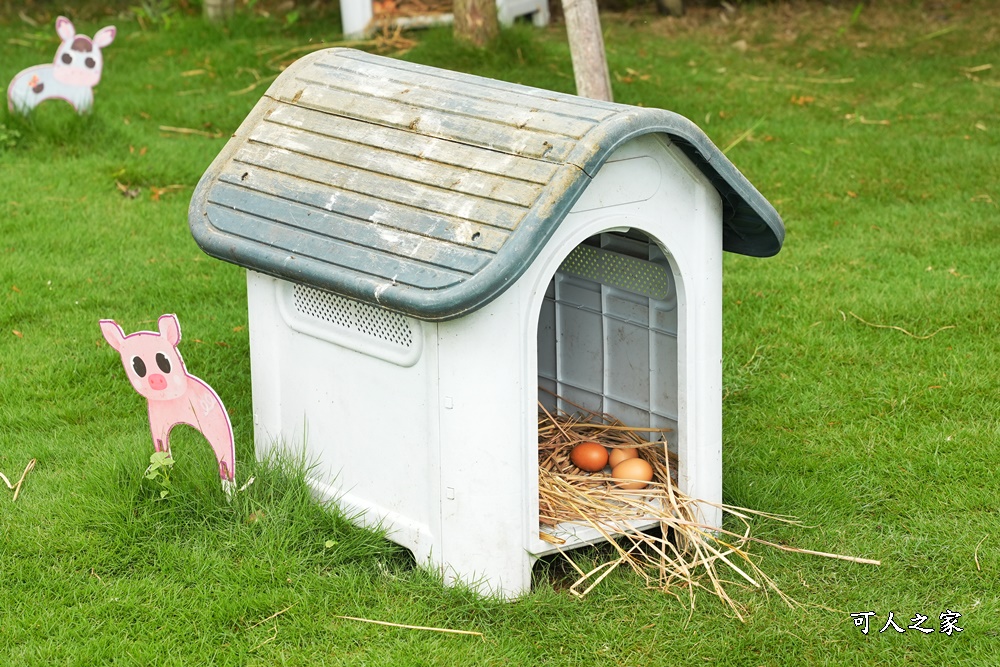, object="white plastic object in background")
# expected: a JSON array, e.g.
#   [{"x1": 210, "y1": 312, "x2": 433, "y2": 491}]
[
  {"x1": 496, "y1": 0, "x2": 550, "y2": 27},
  {"x1": 339, "y1": 0, "x2": 550, "y2": 38},
  {"x1": 340, "y1": 0, "x2": 374, "y2": 39}
]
